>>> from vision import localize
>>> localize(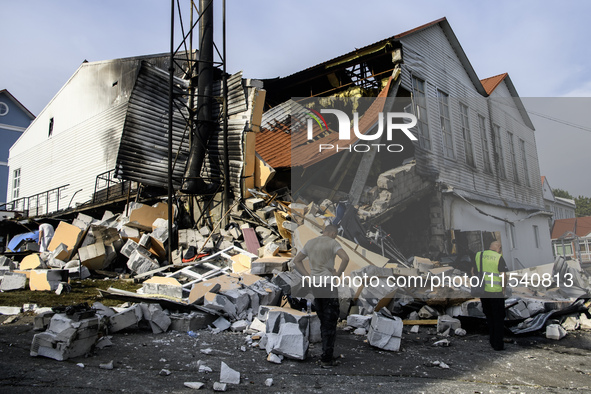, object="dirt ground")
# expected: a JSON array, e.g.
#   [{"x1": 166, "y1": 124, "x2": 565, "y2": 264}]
[{"x1": 1, "y1": 313, "x2": 591, "y2": 393}]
